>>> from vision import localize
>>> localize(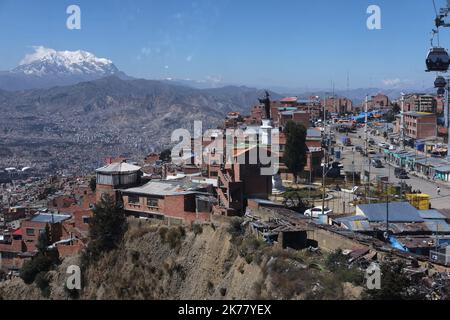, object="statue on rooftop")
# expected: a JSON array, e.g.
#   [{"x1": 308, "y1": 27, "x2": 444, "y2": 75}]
[{"x1": 258, "y1": 90, "x2": 271, "y2": 120}]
